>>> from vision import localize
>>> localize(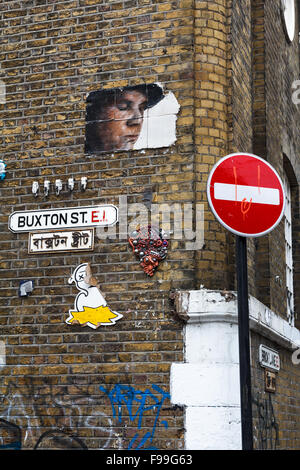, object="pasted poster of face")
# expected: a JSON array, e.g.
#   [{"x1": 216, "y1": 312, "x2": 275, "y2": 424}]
[{"x1": 84, "y1": 83, "x2": 180, "y2": 154}]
